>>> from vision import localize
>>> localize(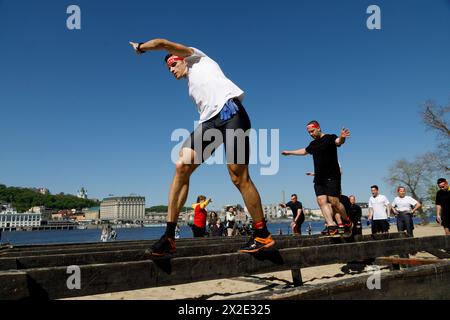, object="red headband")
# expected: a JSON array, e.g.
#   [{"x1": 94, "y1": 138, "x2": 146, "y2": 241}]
[
  {"x1": 307, "y1": 123, "x2": 320, "y2": 130},
  {"x1": 167, "y1": 55, "x2": 184, "y2": 66}
]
